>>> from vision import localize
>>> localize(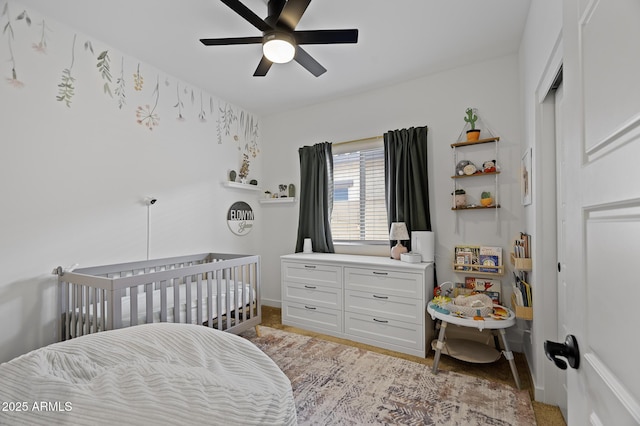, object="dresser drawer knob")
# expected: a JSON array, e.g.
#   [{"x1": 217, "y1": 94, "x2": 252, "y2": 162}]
[
  {"x1": 304, "y1": 265, "x2": 316, "y2": 269},
  {"x1": 304, "y1": 285, "x2": 317, "y2": 289},
  {"x1": 304, "y1": 305, "x2": 317, "y2": 310},
  {"x1": 372, "y1": 294, "x2": 388, "y2": 299},
  {"x1": 372, "y1": 271, "x2": 388, "y2": 276},
  {"x1": 373, "y1": 318, "x2": 389, "y2": 323}
]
